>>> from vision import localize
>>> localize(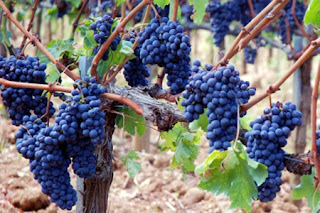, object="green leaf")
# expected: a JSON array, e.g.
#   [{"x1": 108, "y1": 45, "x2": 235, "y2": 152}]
[
  {"x1": 189, "y1": 112, "x2": 209, "y2": 132},
  {"x1": 115, "y1": 0, "x2": 126, "y2": 6},
  {"x1": 45, "y1": 7, "x2": 58, "y2": 21},
  {"x1": 161, "y1": 123, "x2": 200, "y2": 173},
  {"x1": 96, "y1": 60, "x2": 109, "y2": 77},
  {"x1": 195, "y1": 150, "x2": 227, "y2": 174},
  {"x1": 240, "y1": 116, "x2": 252, "y2": 130},
  {"x1": 17, "y1": 9, "x2": 26, "y2": 22},
  {"x1": 110, "y1": 40, "x2": 134, "y2": 65},
  {"x1": 116, "y1": 108, "x2": 146, "y2": 136},
  {"x1": 45, "y1": 63, "x2": 61, "y2": 83},
  {"x1": 66, "y1": 0, "x2": 82, "y2": 7},
  {"x1": 154, "y1": 0, "x2": 170, "y2": 8},
  {"x1": 190, "y1": 0, "x2": 209, "y2": 24},
  {"x1": 292, "y1": 170, "x2": 320, "y2": 211},
  {"x1": 120, "y1": 149, "x2": 141, "y2": 178},
  {"x1": 37, "y1": 39, "x2": 75, "y2": 64},
  {"x1": 227, "y1": 150, "x2": 258, "y2": 211},
  {"x1": 171, "y1": 131, "x2": 200, "y2": 172},
  {"x1": 304, "y1": 0, "x2": 320, "y2": 25},
  {"x1": 246, "y1": 157, "x2": 268, "y2": 186},
  {"x1": 197, "y1": 143, "x2": 267, "y2": 212},
  {"x1": 160, "y1": 123, "x2": 187, "y2": 151}
]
